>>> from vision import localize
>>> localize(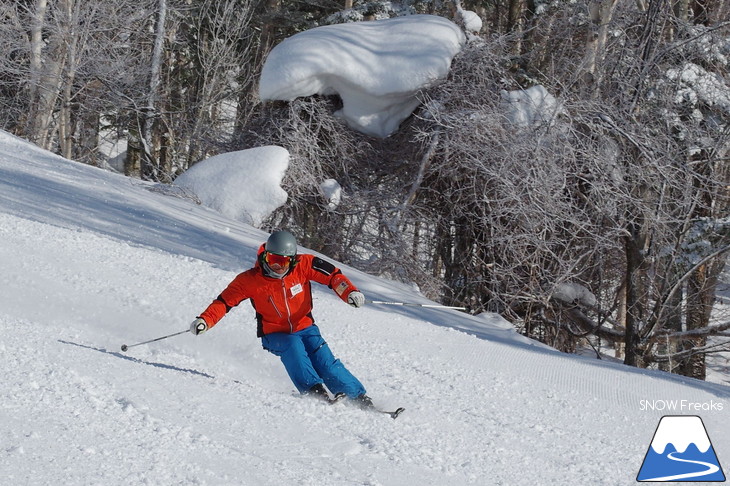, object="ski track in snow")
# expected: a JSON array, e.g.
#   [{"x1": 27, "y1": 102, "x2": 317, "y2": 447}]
[{"x1": 1, "y1": 136, "x2": 729, "y2": 485}]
